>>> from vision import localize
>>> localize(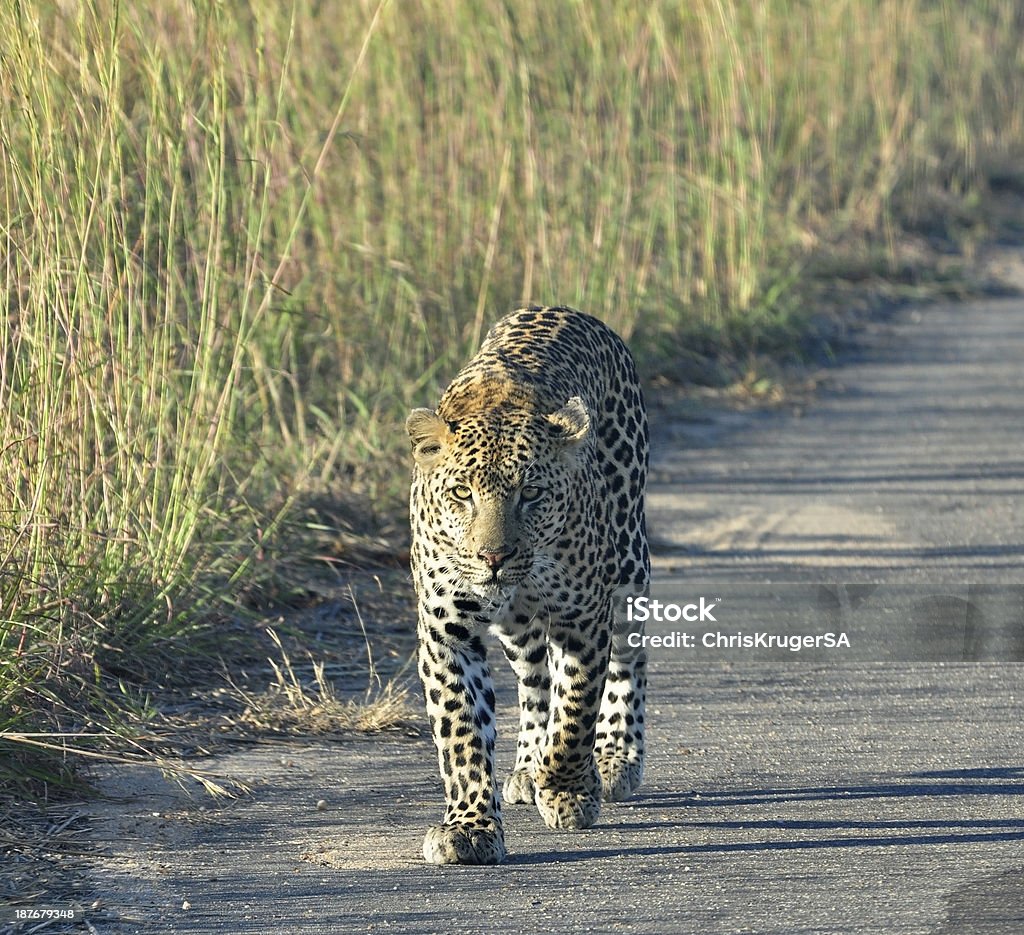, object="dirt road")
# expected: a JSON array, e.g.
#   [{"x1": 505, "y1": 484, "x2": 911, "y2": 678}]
[{"x1": 62, "y1": 279, "x2": 1024, "y2": 934}]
